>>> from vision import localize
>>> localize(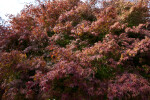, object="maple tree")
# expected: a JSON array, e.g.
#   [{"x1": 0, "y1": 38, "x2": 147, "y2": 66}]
[{"x1": 0, "y1": 0, "x2": 150, "y2": 99}]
